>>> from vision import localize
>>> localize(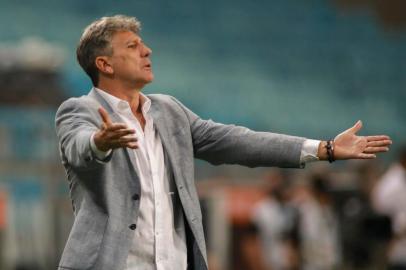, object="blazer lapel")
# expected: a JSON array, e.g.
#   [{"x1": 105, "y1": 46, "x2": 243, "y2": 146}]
[{"x1": 149, "y1": 99, "x2": 184, "y2": 187}]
